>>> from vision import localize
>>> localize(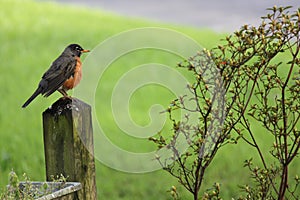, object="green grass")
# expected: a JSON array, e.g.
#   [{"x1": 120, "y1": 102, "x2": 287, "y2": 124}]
[
  {"x1": 1, "y1": 0, "x2": 299, "y2": 199},
  {"x1": 0, "y1": 1, "x2": 224, "y2": 199}
]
